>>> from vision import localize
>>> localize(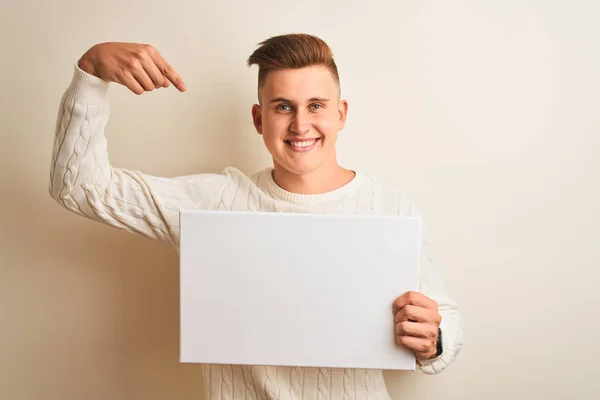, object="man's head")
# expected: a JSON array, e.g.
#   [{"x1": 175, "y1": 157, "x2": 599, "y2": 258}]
[{"x1": 247, "y1": 33, "x2": 348, "y2": 180}]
